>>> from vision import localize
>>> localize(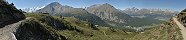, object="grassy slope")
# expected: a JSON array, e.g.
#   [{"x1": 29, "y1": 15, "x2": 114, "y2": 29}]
[
  {"x1": 22, "y1": 13, "x2": 182, "y2": 40},
  {"x1": 127, "y1": 21, "x2": 183, "y2": 40}
]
